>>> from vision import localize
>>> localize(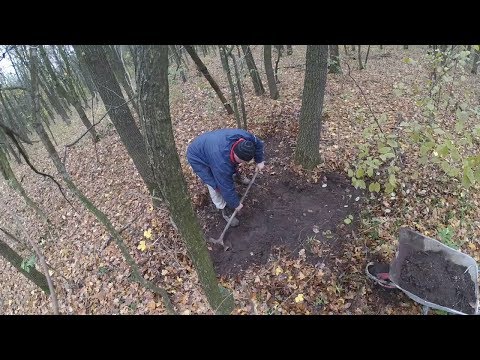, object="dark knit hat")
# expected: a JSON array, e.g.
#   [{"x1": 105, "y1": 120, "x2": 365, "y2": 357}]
[{"x1": 234, "y1": 140, "x2": 255, "y2": 161}]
